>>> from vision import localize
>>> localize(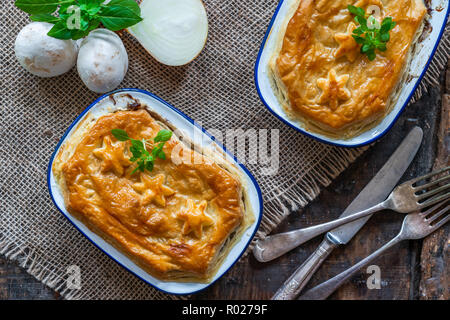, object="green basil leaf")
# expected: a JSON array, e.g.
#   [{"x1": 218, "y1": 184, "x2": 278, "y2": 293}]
[
  {"x1": 111, "y1": 129, "x2": 130, "y2": 141},
  {"x1": 355, "y1": 16, "x2": 368, "y2": 31},
  {"x1": 70, "y1": 29, "x2": 88, "y2": 40},
  {"x1": 106, "y1": 0, "x2": 141, "y2": 16},
  {"x1": 80, "y1": 12, "x2": 91, "y2": 30},
  {"x1": 348, "y1": 5, "x2": 365, "y2": 18},
  {"x1": 158, "y1": 151, "x2": 166, "y2": 160},
  {"x1": 113, "y1": 128, "x2": 170, "y2": 174},
  {"x1": 381, "y1": 17, "x2": 392, "y2": 25},
  {"x1": 78, "y1": 0, "x2": 101, "y2": 6},
  {"x1": 377, "y1": 44, "x2": 387, "y2": 51},
  {"x1": 78, "y1": 0, "x2": 102, "y2": 15},
  {"x1": 131, "y1": 139, "x2": 145, "y2": 151},
  {"x1": 367, "y1": 15, "x2": 380, "y2": 30},
  {"x1": 87, "y1": 6, "x2": 102, "y2": 16},
  {"x1": 47, "y1": 20, "x2": 72, "y2": 39},
  {"x1": 87, "y1": 7, "x2": 102, "y2": 16},
  {"x1": 348, "y1": 5, "x2": 396, "y2": 67},
  {"x1": 66, "y1": 11, "x2": 90, "y2": 32},
  {"x1": 87, "y1": 18, "x2": 100, "y2": 31},
  {"x1": 99, "y1": 5, "x2": 143, "y2": 31},
  {"x1": 362, "y1": 43, "x2": 372, "y2": 53},
  {"x1": 145, "y1": 161, "x2": 154, "y2": 172},
  {"x1": 154, "y1": 130, "x2": 173, "y2": 142},
  {"x1": 130, "y1": 146, "x2": 141, "y2": 158},
  {"x1": 30, "y1": 13, "x2": 61, "y2": 23},
  {"x1": 353, "y1": 27, "x2": 364, "y2": 35},
  {"x1": 380, "y1": 32, "x2": 390, "y2": 42},
  {"x1": 151, "y1": 143, "x2": 165, "y2": 159},
  {"x1": 59, "y1": 1, "x2": 76, "y2": 14},
  {"x1": 380, "y1": 17, "x2": 393, "y2": 33},
  {"x1": 352, "y1": 34, "x2": 365, "y2": 44},
  {"x1": 15, "y1": 0, "x2": 67, "y2": 15},
  {"x1": 137, "y1": 160, "x2": 145, "y2": 172},
  {"x1": 131, "y1": 166, "x2": 140, "y2": 175}
]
